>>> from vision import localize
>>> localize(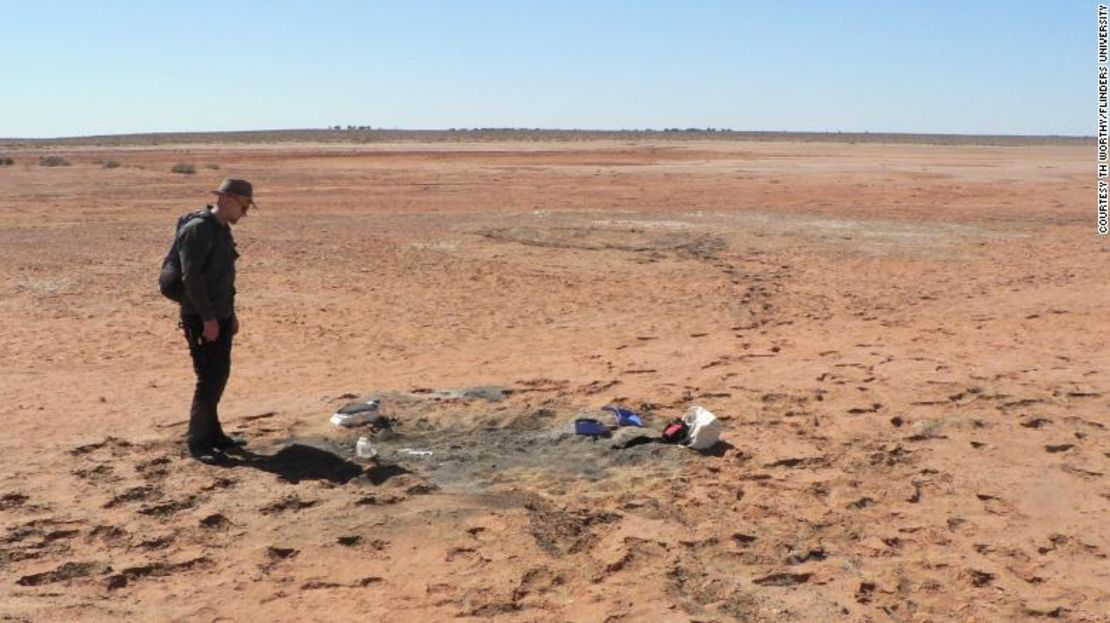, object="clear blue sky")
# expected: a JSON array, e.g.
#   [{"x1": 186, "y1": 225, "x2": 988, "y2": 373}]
[{"x1": 0, "y1": 0, "x2": 1092, "y2": 137}]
